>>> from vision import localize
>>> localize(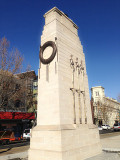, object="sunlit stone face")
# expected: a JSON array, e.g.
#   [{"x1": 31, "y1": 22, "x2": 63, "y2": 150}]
[
  {"x1": 43, "y1": 46, "x2": 53, "y2": 59},
  {"x1": 28, "y1": 7, "x2": 102, "y2": 160}
]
